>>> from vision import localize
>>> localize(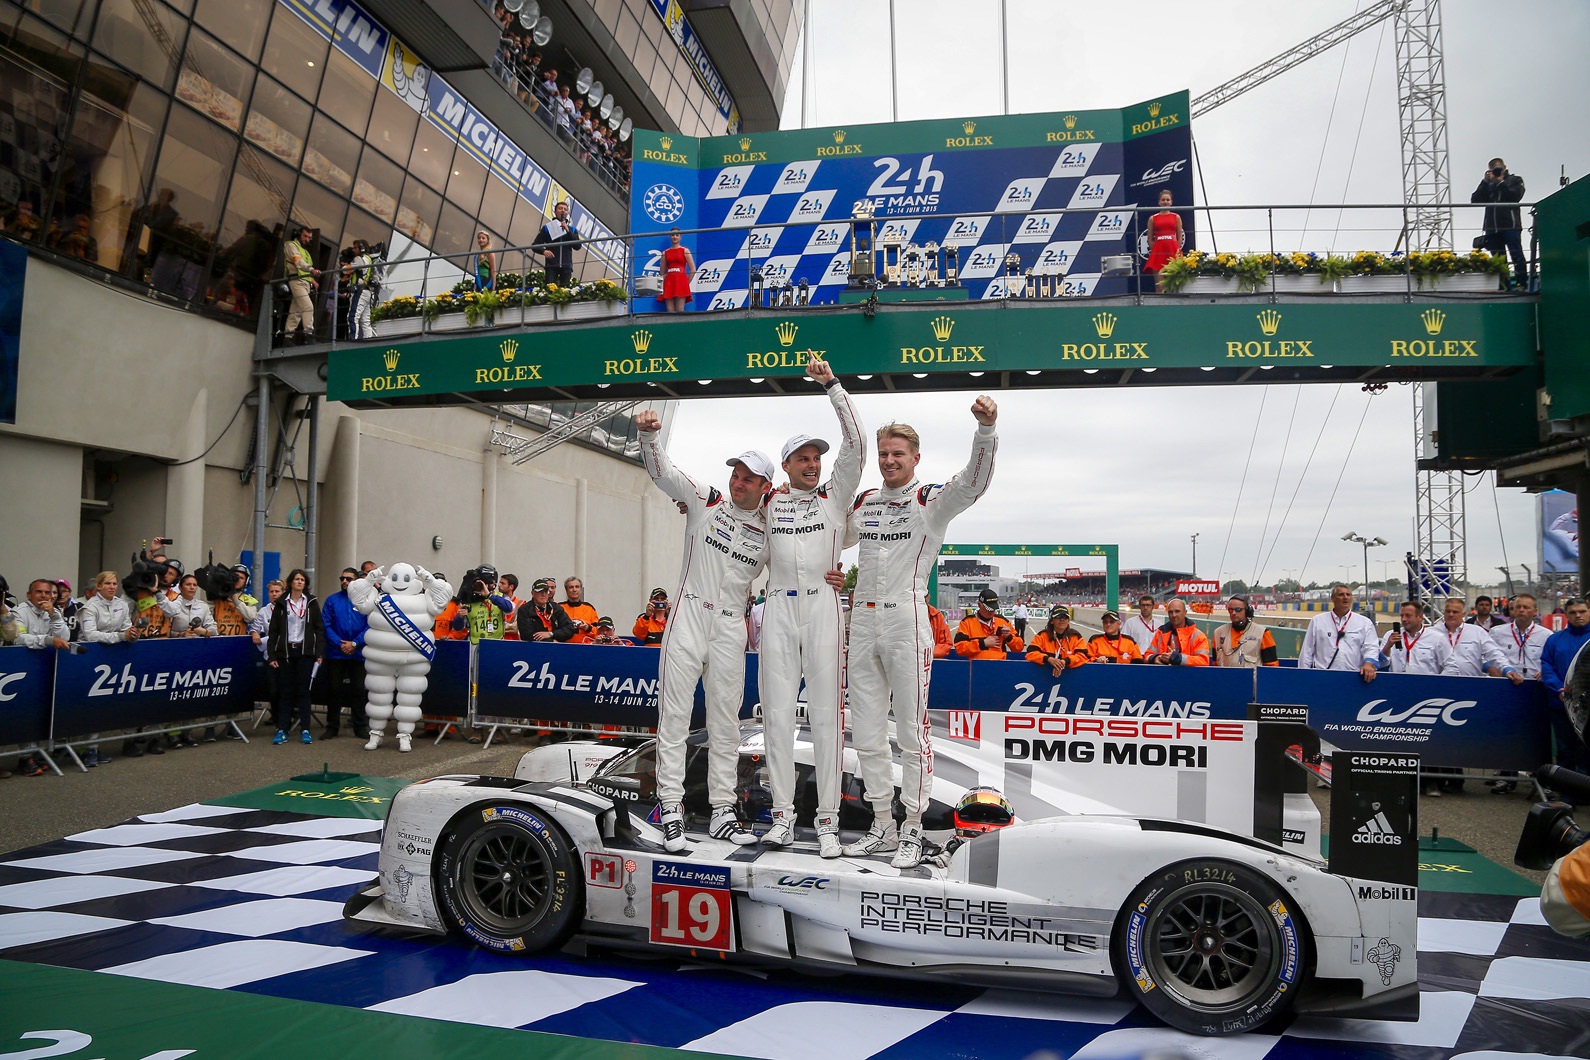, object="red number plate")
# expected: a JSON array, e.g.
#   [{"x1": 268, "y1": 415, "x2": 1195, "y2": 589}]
[{"x1": 649, "y1": 861, "x2": 733, "y2": 951}]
